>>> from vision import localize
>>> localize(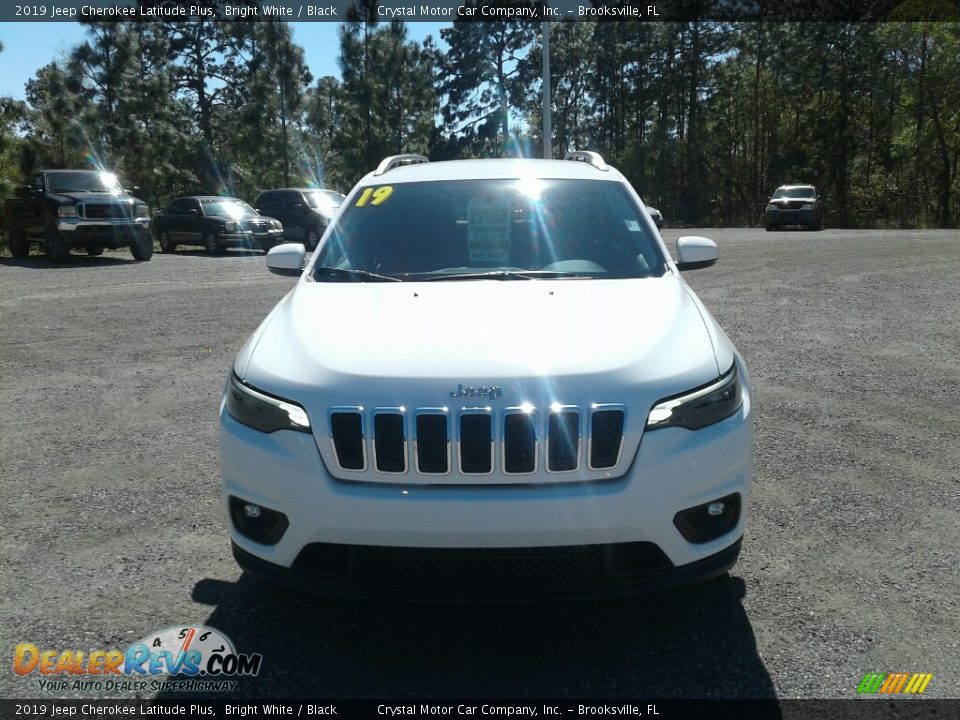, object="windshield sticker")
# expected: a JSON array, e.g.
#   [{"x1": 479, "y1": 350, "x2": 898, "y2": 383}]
[
  {"x1": 467, "y1": 197, "x2": 512, "y2": 263},
  {"x1": 625, "y1": 220, "x2": 641, "y2": 232},
  {"x1": 354, "y1": 186, "x2": 394, "y2": 207}
]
